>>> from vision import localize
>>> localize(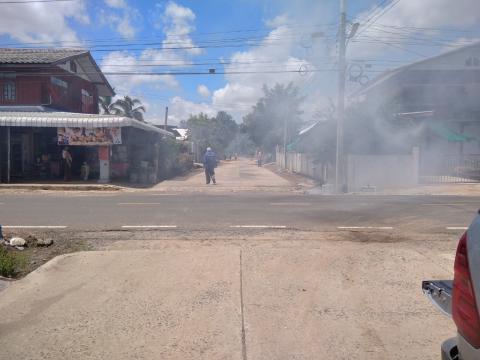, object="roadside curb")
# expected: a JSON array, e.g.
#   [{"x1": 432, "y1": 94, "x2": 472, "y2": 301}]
[{"x1": 0, "y1": 184, "x2": 124, "y2": 191}]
